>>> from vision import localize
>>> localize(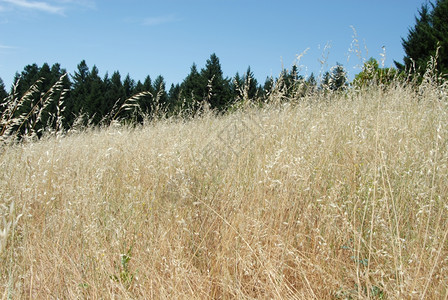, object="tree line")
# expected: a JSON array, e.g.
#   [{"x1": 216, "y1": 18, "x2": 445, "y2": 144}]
[{"x1": 0, "y1": 53, "x2": 350, "y2": 136}]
